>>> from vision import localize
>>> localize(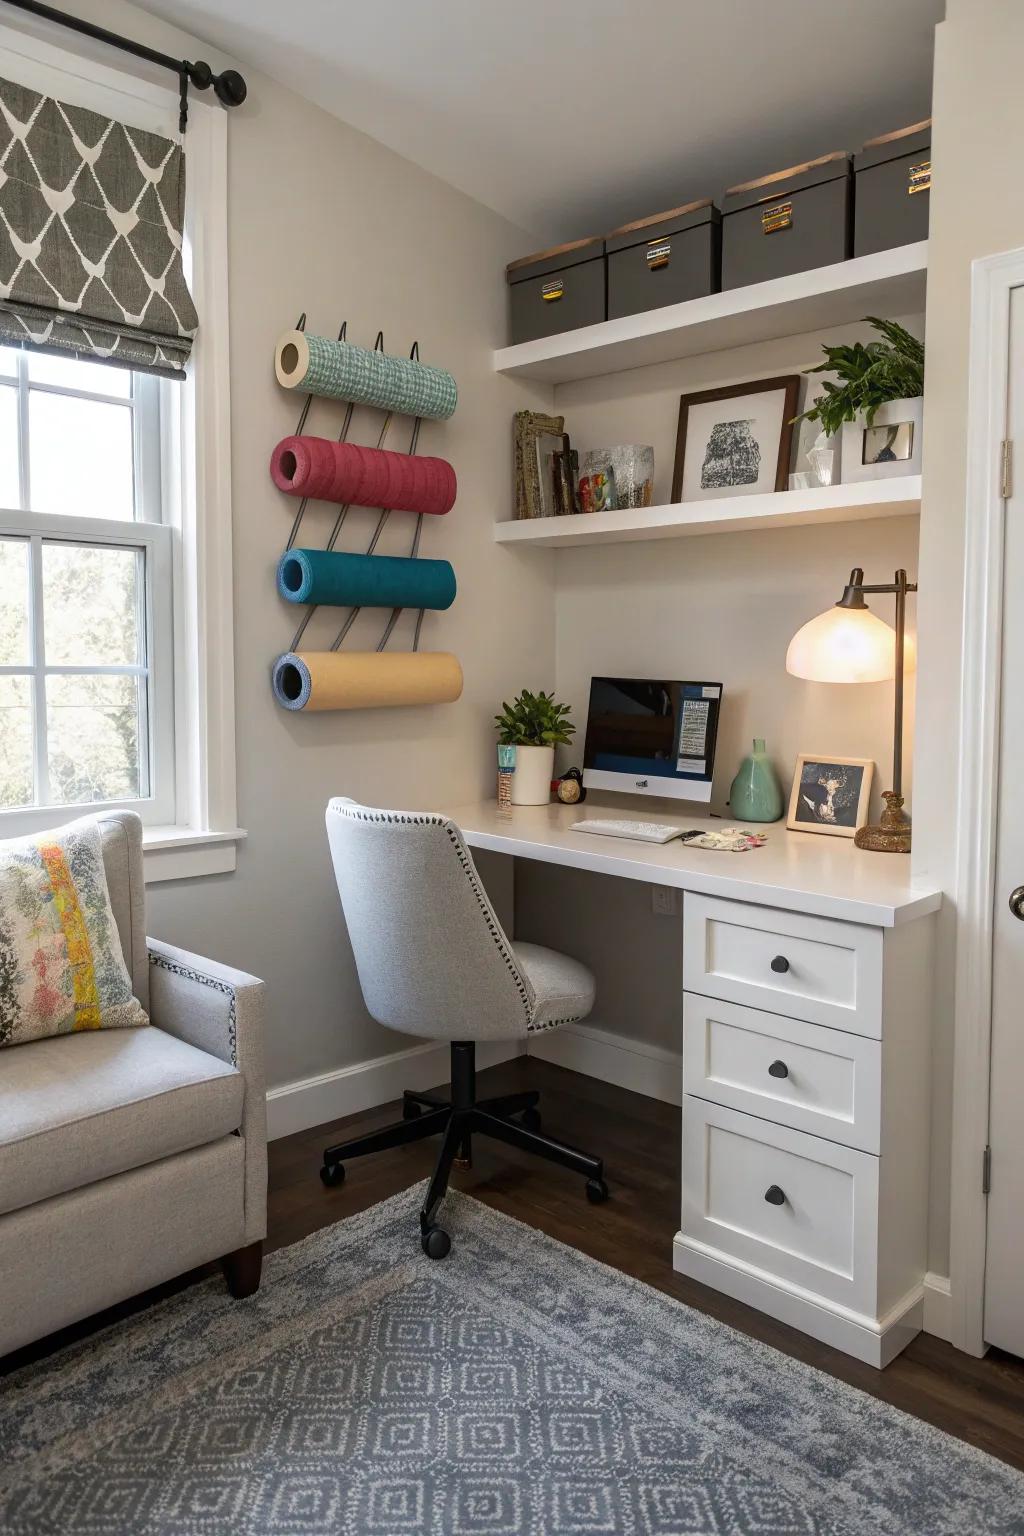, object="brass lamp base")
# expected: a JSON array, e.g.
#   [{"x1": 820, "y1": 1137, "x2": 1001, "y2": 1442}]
[{"x1": 855, "y1": 790, "x2": 911, "y2": 854}]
